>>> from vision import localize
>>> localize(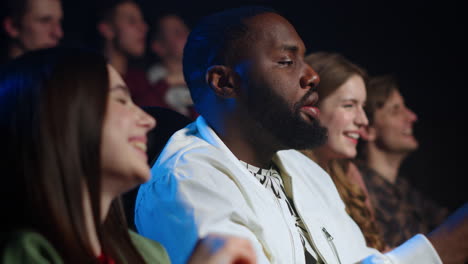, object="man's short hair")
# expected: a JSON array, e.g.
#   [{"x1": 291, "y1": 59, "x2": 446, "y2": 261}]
[
  {"x1": 93, "y1": 0, "x2": 137, "y2": 52},
  {"x1": 96, "y1": 0, "x2": 134, "y2": 23},
  {"x1": 365, "y1": 75, "x2": 399, "y2": 124},
  {"x1": 1, "y1": 0, "x2": 29, "y2": 27},
  {"x1": 1, "y1": 0, "x2": 29, "y2": 61},
  {"x1": 149, "y1": 13, "x2": 185, "y2": 43},
  {"x1": 182, "y1": 6, "x2": 276, "y2": 105}
]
